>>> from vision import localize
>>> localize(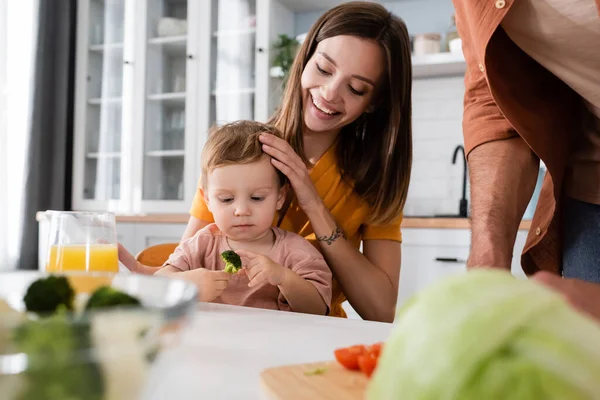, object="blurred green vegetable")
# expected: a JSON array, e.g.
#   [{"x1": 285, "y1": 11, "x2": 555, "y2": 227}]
[
  {"x1": 85, "y1": 286, "x2": 141, "y2": 311},
  {"x1": 367, "y1": 269, "x2": 600, "y2": 400},
  {"x1": 23, "y1": 276, "x2": 74, "y2": 314},
  {"x1": 12, "y1": 311, "x2": 103, "y2": 400},
  {"x1": 221, "y1": 250, "x2": 242, "y2": 274}
]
